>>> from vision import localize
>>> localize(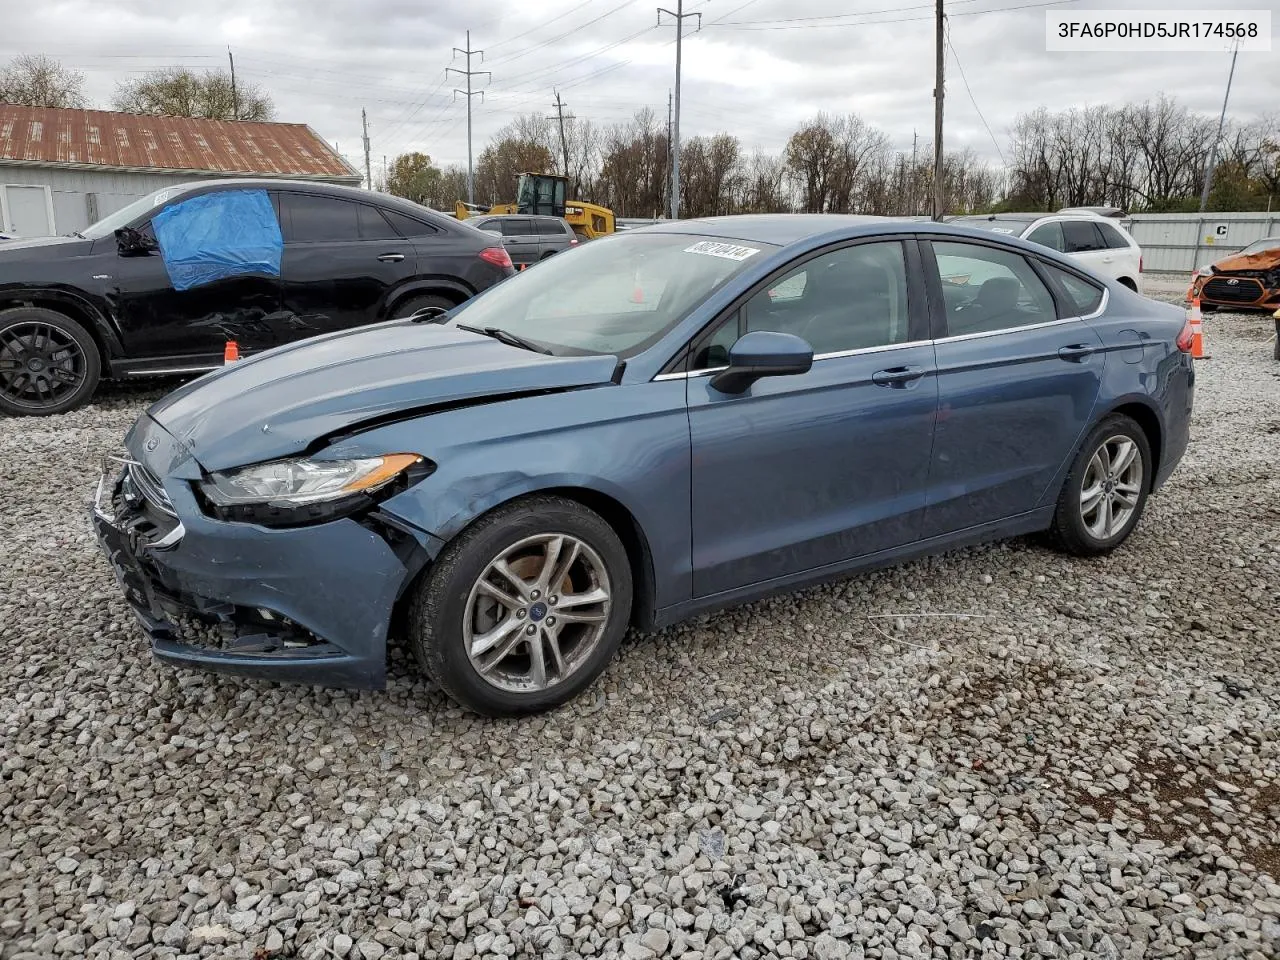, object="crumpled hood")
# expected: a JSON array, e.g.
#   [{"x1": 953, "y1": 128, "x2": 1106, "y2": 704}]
[
  {"x1": 145, "y1": 319, "x2": 619, "y2": 472},
  {"x1": 1211, "y1": 249, "x2": 1280, "y2": 273}
]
